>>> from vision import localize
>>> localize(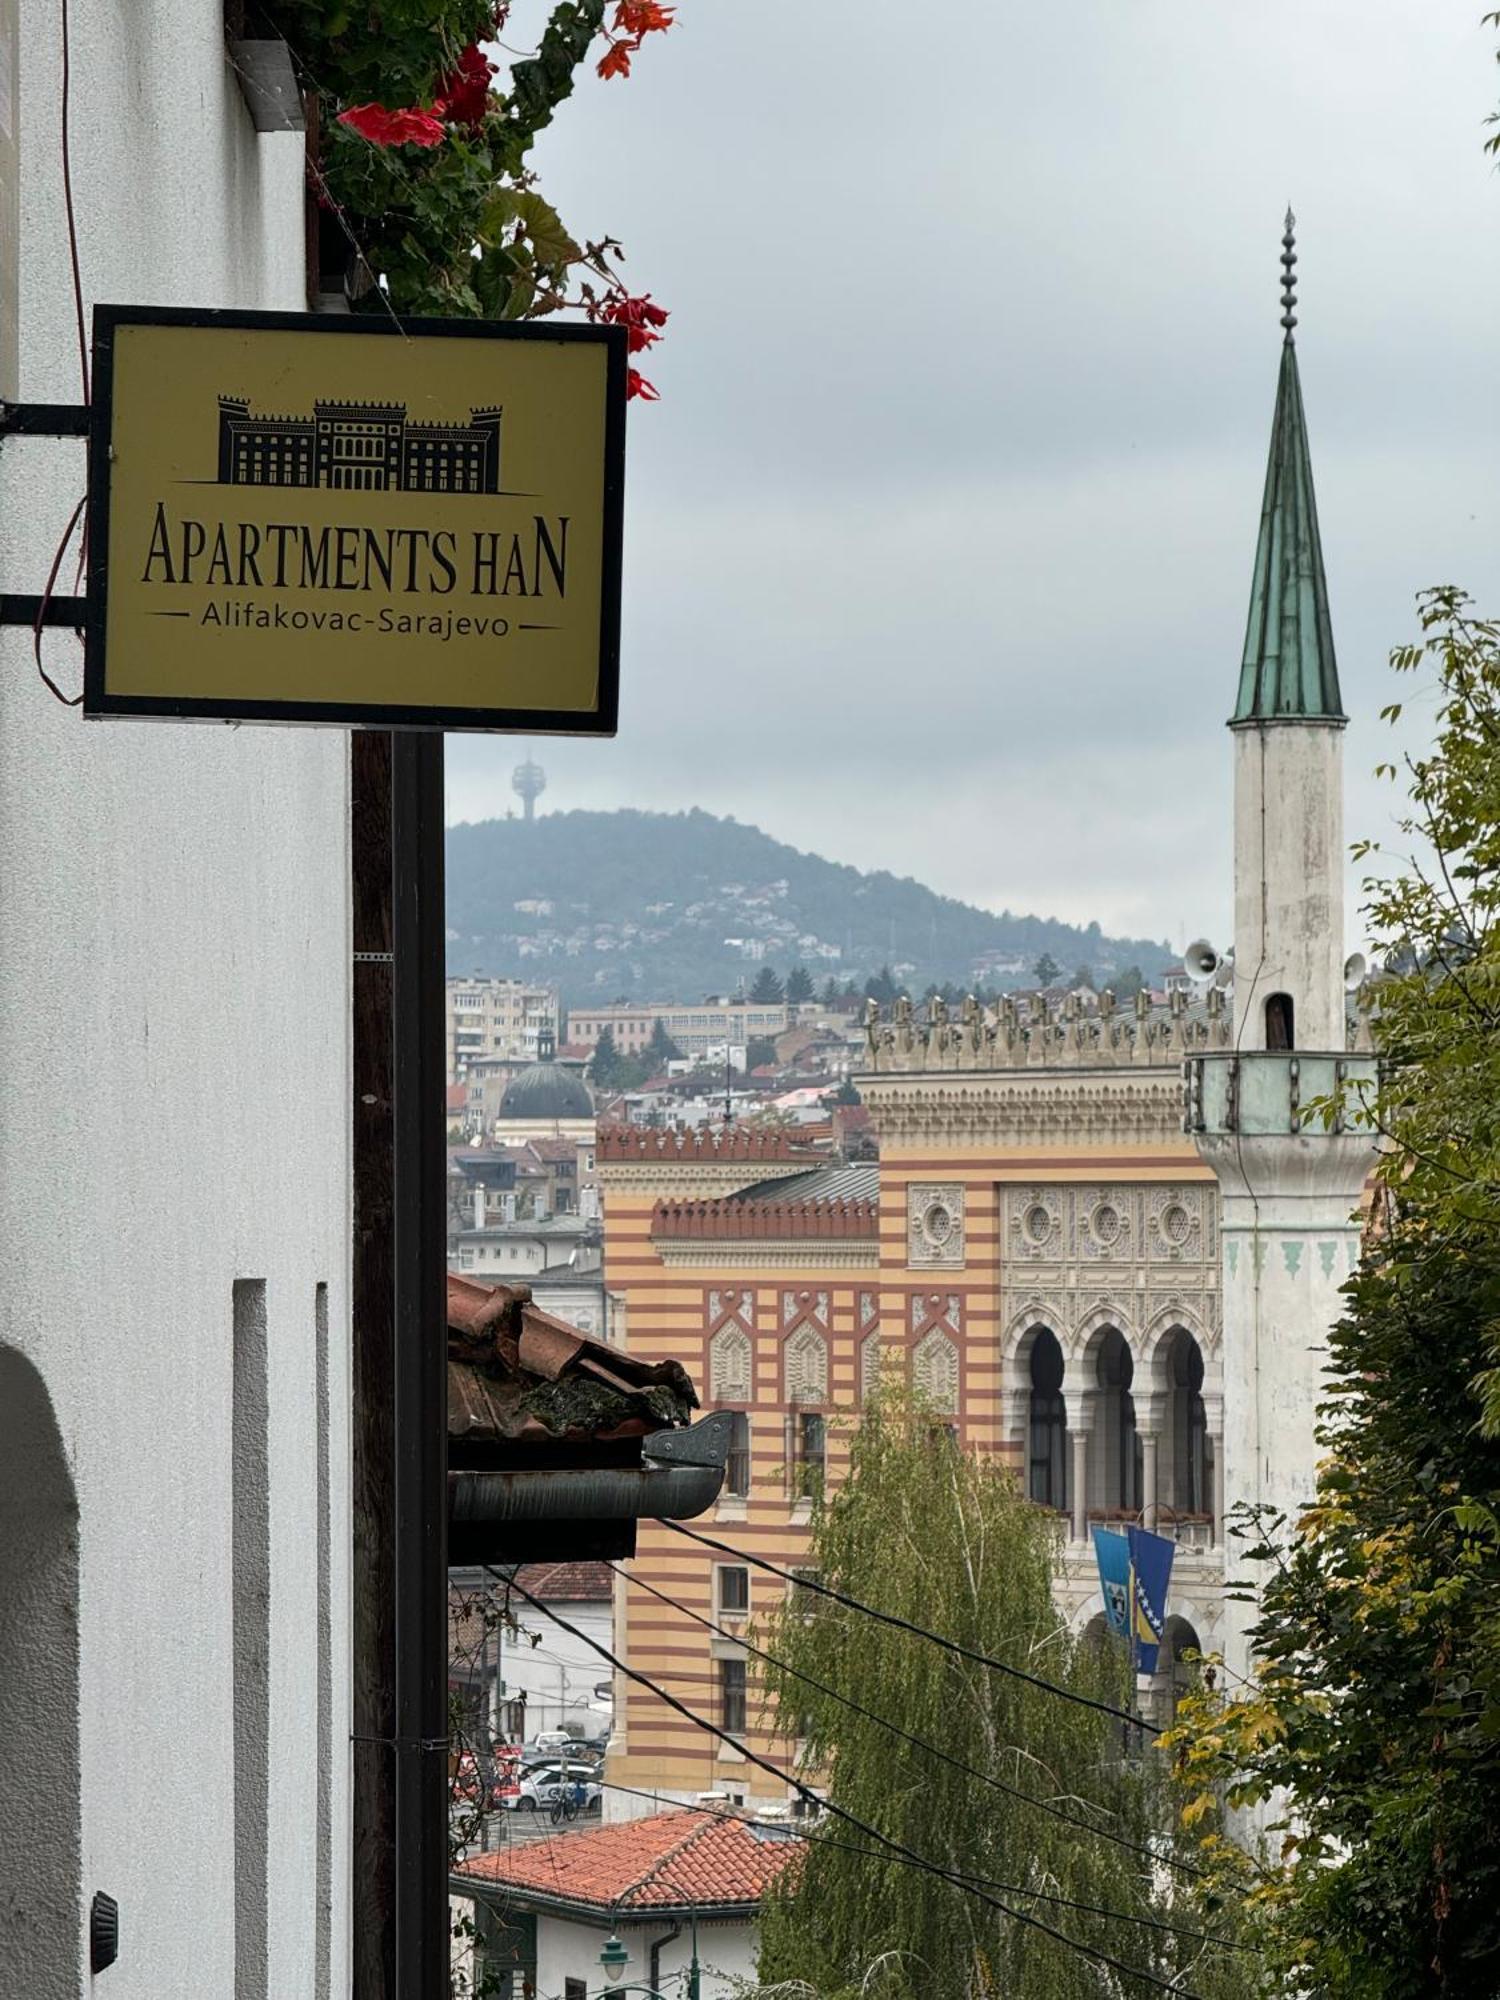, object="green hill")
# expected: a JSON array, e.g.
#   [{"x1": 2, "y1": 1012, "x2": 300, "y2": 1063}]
[{"x1": 444, "y1": 808, "x2": 1173, "y2": 1007}]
